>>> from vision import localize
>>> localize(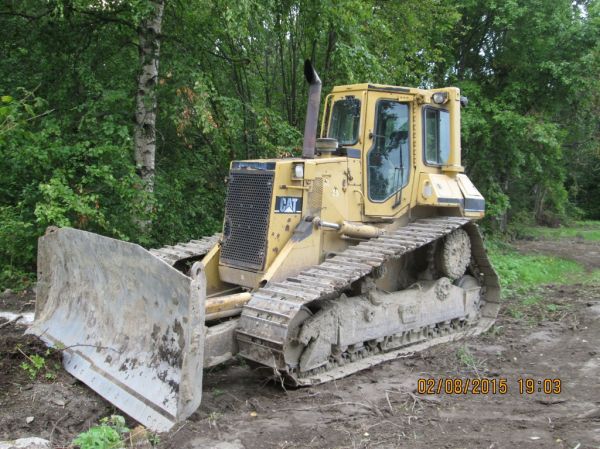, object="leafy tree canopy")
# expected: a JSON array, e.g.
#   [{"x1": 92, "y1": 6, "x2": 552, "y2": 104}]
[{"x1": 1, "y1": 0, "x2": 598, "y2": 287}]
